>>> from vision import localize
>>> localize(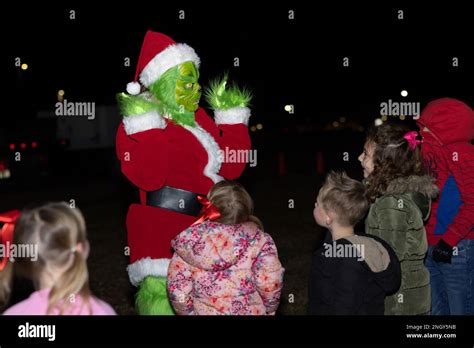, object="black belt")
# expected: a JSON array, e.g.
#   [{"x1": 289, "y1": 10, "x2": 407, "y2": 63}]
[{"x1": 146, "y1": 186, "x2": 202, "y2": 217}]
